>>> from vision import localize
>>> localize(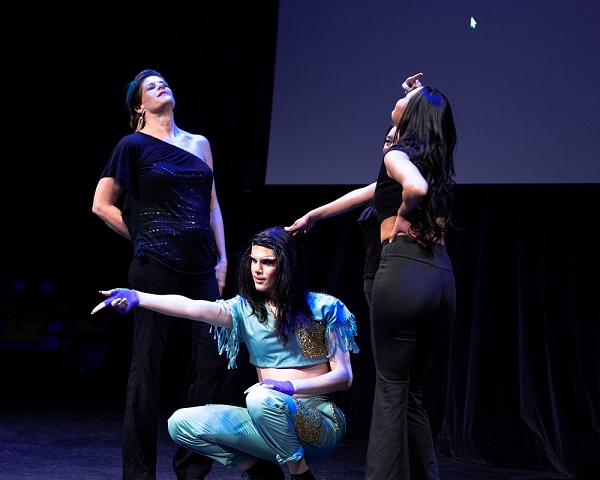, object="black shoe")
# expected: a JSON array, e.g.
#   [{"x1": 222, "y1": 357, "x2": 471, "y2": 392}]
[
  {"x1": 173, "y1": 448, "x2": 213, "y2": 480},
  {"x1": 291, "y1": 468, "x2": 317, "y2": 480},
  {"x1": 241, "y1": 459, "x2": 285, "y2": 480}
]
